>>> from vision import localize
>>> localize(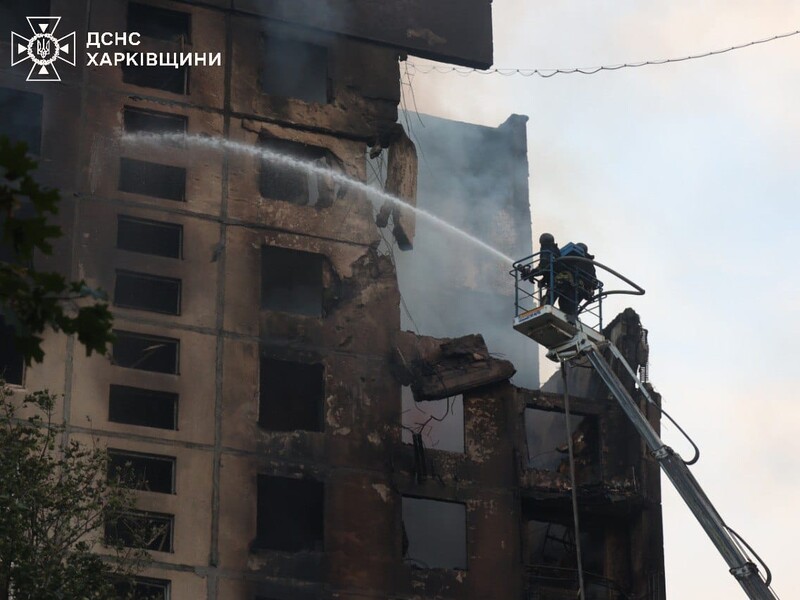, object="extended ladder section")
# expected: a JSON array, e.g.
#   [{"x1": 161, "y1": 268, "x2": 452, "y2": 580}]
[{"x1": 514, "y1": 304, "x2": 777, "y2": 600}]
